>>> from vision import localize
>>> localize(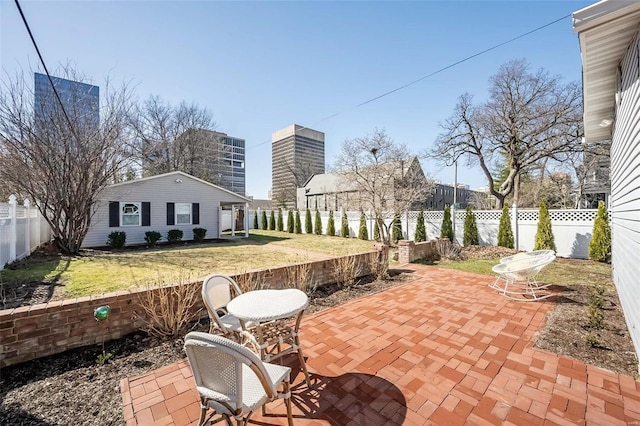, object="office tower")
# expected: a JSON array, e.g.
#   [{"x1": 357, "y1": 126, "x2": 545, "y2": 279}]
[
  {"x1": 271, "y1": 124, "x2": 325, "y2": 208},
  {"x1": 34, "y1": 72, "x2": 99, "y2": 131}
]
